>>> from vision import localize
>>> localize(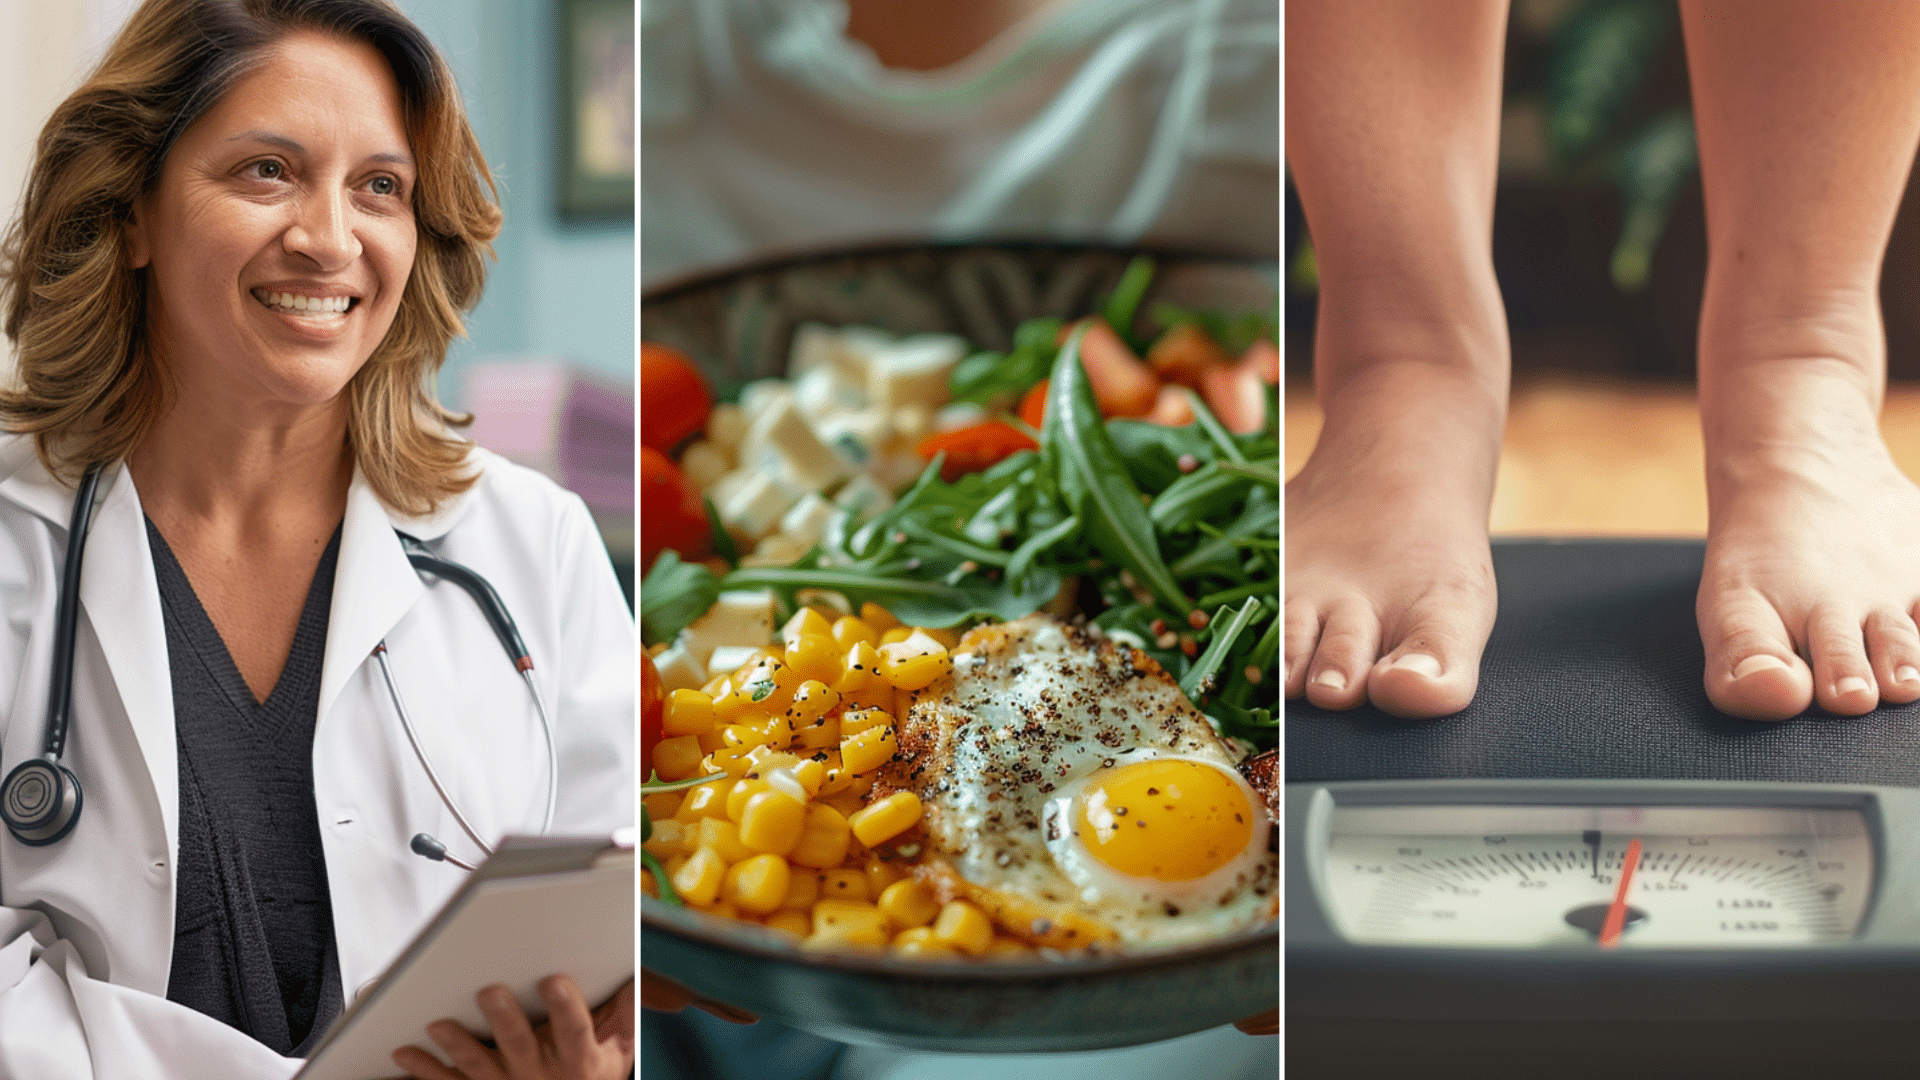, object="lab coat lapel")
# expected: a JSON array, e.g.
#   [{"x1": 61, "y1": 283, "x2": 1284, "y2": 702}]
[
  {"x1": 318, "y1": 472, "x2": 425, "y2": 727},
  {"x1": 74, "y1": 466, "x2": 177, "y2": 852}
]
